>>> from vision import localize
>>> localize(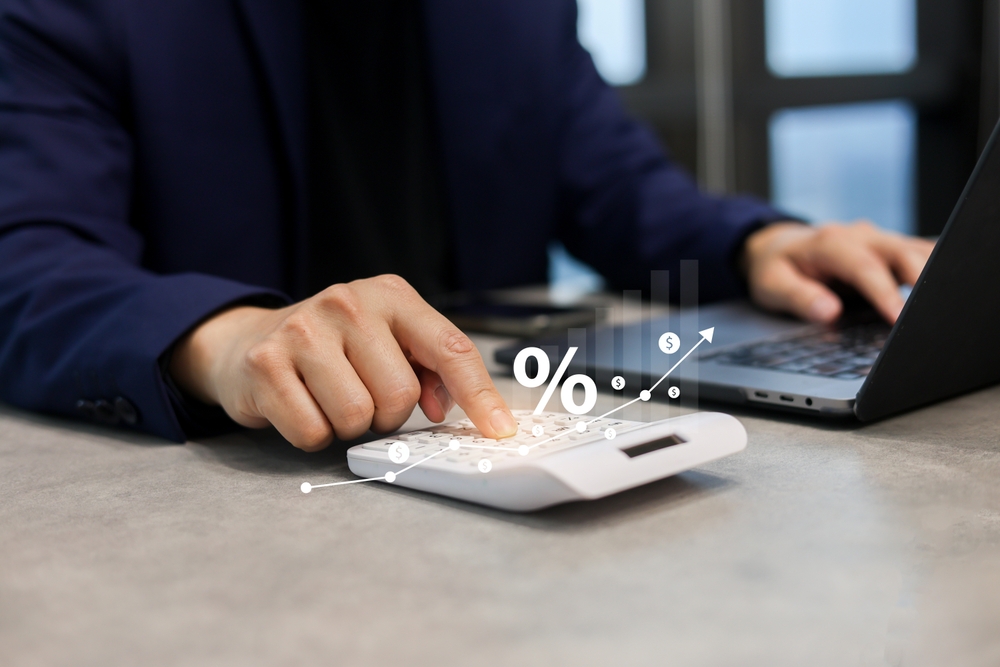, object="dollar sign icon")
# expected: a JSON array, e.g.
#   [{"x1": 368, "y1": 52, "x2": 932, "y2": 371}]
[
  {"x1": 611, "y1": 375, "x2": 626, "y2": 390},
  {"x1": 387, "y1": 442, "x2": 409, "y2": 464},
  {"x1": 658, "y1": 332, "x2": 680, "y2": 354},
  {"x1": 668, "y1": 386, "x2": 680, "y2": 399}
]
